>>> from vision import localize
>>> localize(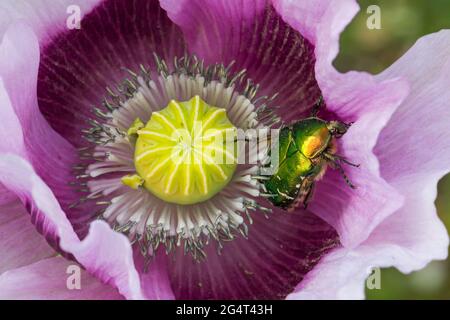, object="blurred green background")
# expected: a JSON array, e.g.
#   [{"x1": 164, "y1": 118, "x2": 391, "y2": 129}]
[{"x1": 335, "y1": 0, "x2": 450, "y2": 299}]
